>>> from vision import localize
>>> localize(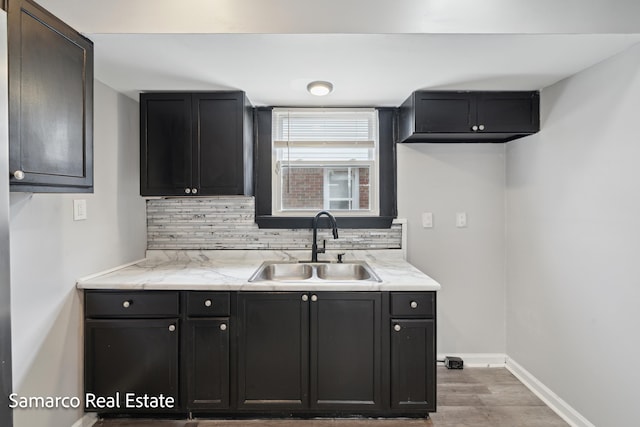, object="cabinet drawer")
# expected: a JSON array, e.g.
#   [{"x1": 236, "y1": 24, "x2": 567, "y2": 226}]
[
  {"x1": 85, "y1": 291, "x2": 179, "y2": 318},
  {"x1": 186, "y1": 292, "x2": 230, "y2": 317},
  {"x1": 390, "y1": 292, "x2": 435, "y2": 317}
]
